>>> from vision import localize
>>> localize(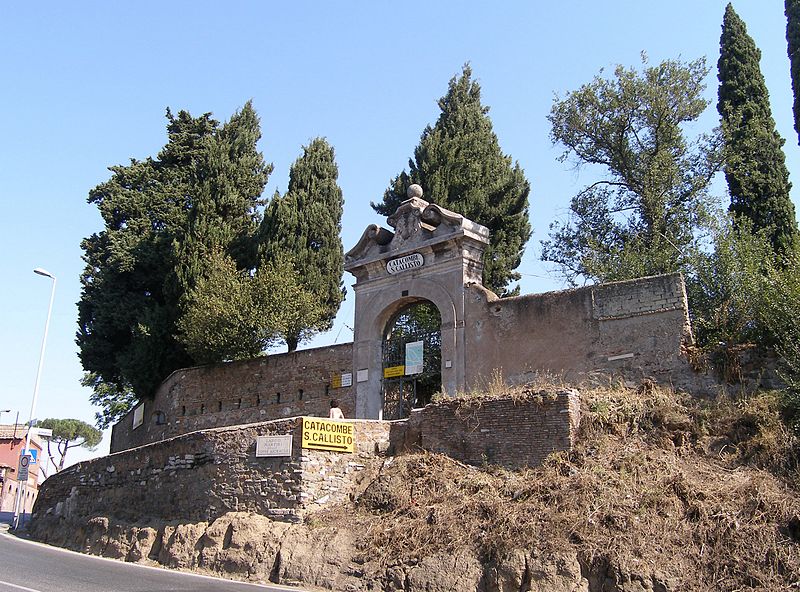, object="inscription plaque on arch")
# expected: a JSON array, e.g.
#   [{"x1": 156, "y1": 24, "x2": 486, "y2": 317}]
[{"x1": 386, "y1": 253, "x2": 423, "y2": 275}]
